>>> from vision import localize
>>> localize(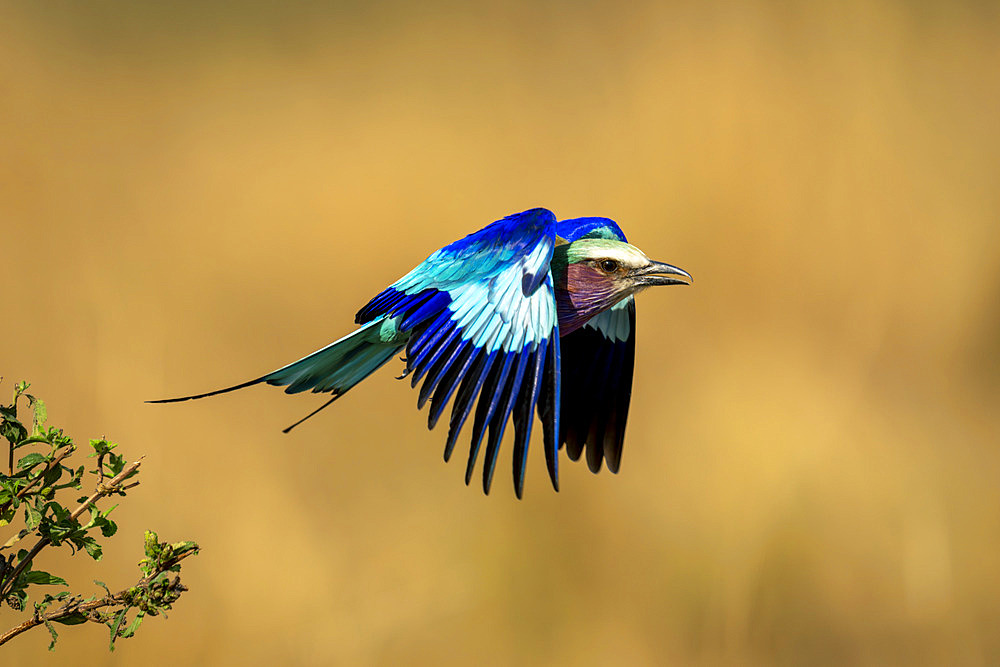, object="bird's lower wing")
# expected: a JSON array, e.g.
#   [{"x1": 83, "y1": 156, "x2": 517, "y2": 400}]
[{"x1": 558, "y1": 297, "x2": 635, "y2": 473}]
